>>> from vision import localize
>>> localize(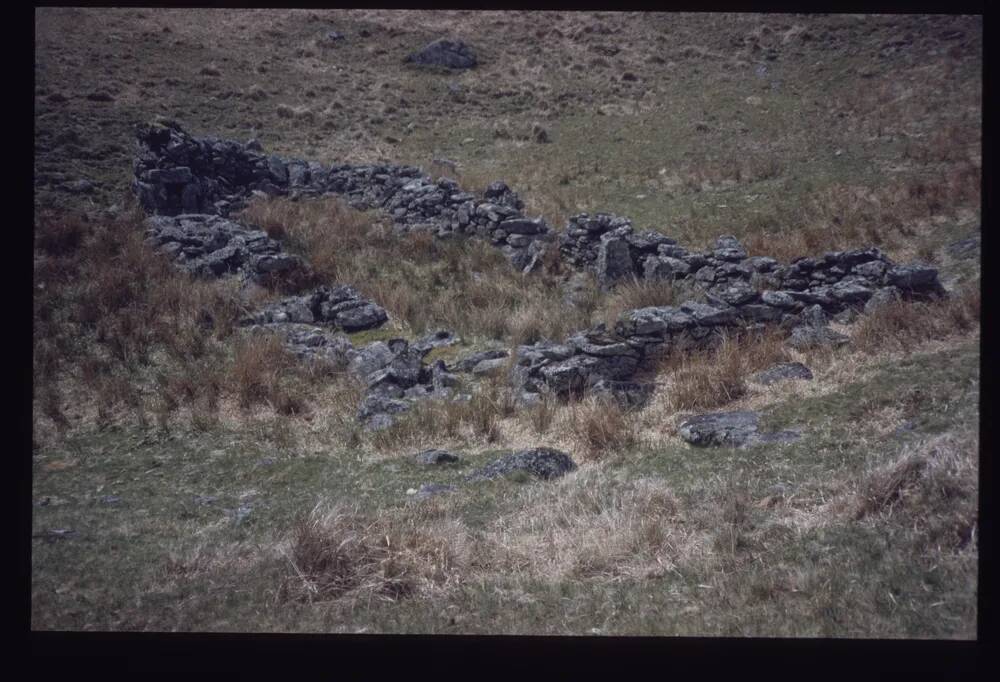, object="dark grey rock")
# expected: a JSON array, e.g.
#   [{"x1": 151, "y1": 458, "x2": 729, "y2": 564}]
[
  {"x1": 406, "y1": 38, "x2": 478, "y2": 69},
  {"x1": 335, "y1": 302, "x2": 389, "y2": 332},
  {"x1": 414, "y1": 449, "x2": 461, "y2": 465},
  {"x1": 596, "y1": 234, "x2": 636, "y2": 288},
  {"x1": 678, "y1": 411, "x2": 761, "y2": 448},
  {"x1": 887, "y1": 262, "x2": 940, "y2": 291},
  {"x1": 864, "y1": 286, "x2": 902, "y2": 313},
  {"x1": 499, "y1": 217, "x2": 546, "y2": 235},
  {"x1": 679, "y1": 301, "x2": 737, "y2": 327},
  {"x1": 947, "y1": 235, "x2": 980, "y2": 260},
  {"x1": 471, "y1": 357, "x2": 509, "y2": 377},
  {"x1": 358, "y1": 394, "x2": 410, "y2": 426},
  {"x1": 788, "y1": 325, "x2": 849, "y2": 350},
  {"x1": 706, "y1": 281, "x2": 759, "y2": 307},
  {"x1": 752, "y1": 362, "x2": 814, "y2": 386},
  {"x1": 617, "y1": 306, "x2": 695, "y2": 336},
  {"x1": 590, "y1": 378, "x2": 655, "y2": 410},
  {"x1": 453, "y1": 348, "x2": 509, "y2": 373},
  {"x1": 468, "y1": 447, "x2": 577, "y2": 482},
  {"x1": 643, "y1": 255, "x2": 690, "y2": 280}
]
